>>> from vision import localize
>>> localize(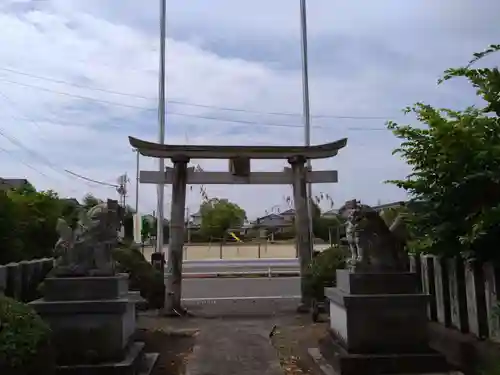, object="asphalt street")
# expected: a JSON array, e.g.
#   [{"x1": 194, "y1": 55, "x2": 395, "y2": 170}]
[{"x1": 181, "y1": 276, "x2": 301, "y2": 300}]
